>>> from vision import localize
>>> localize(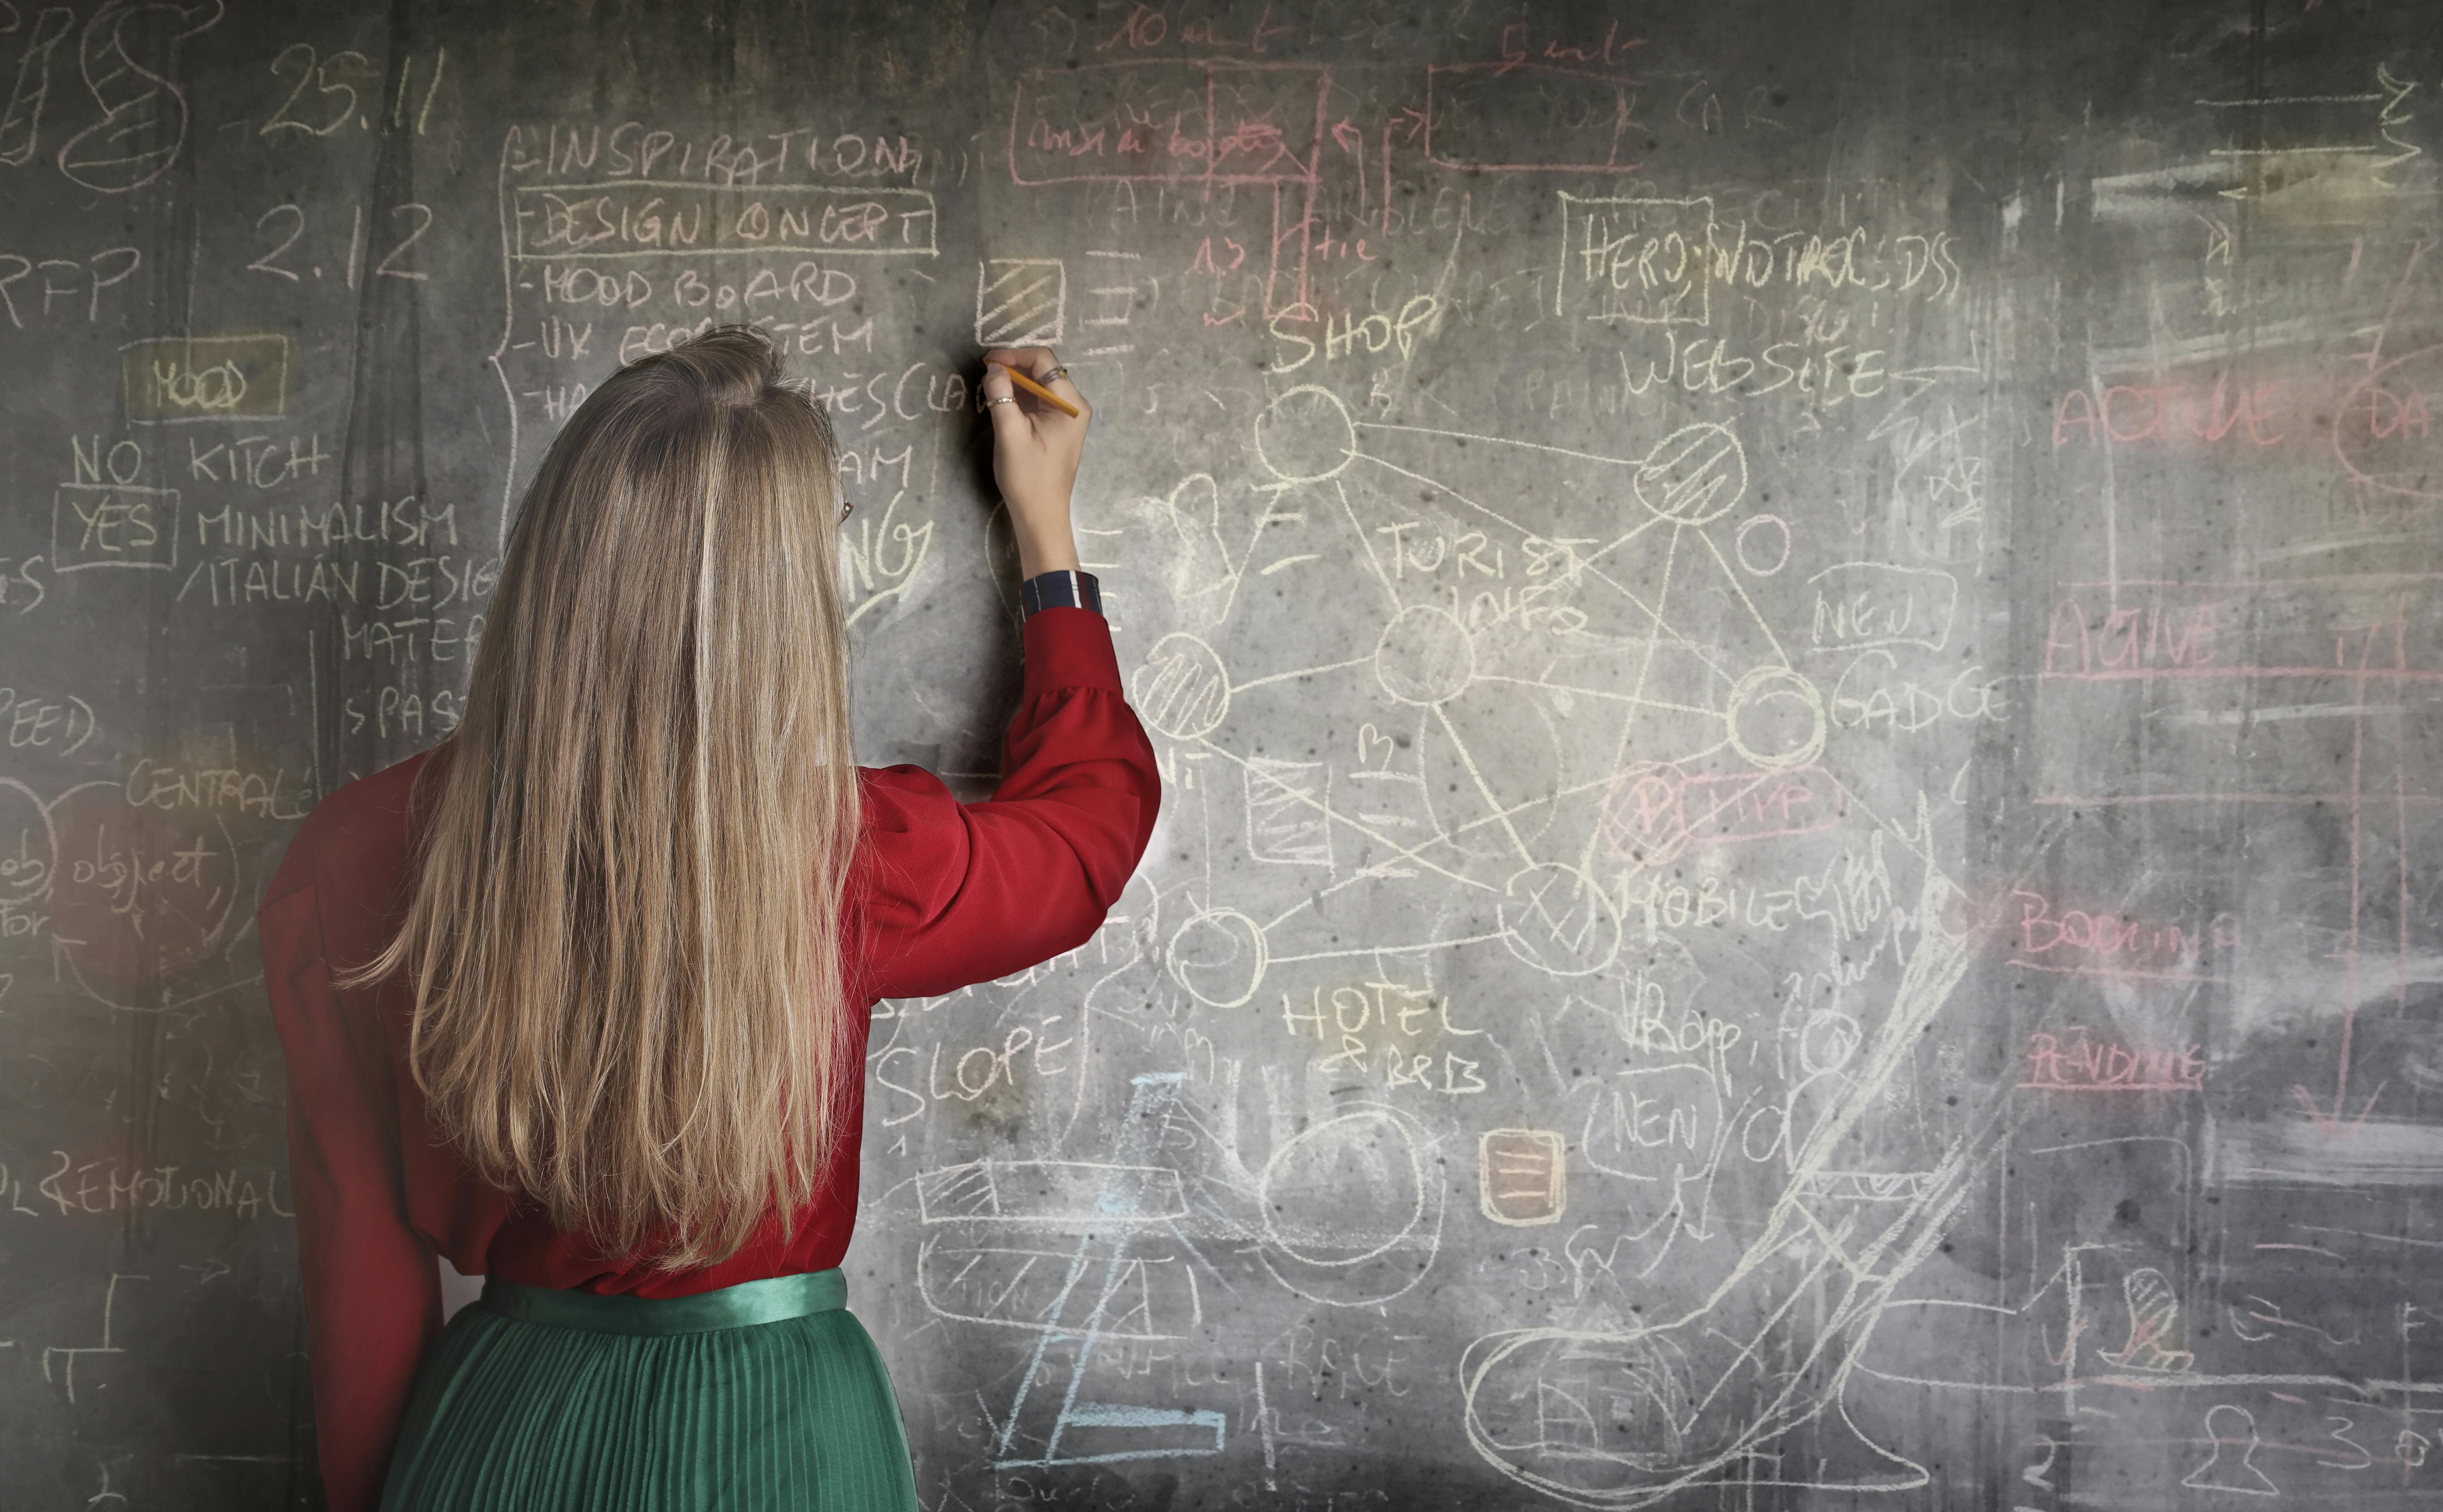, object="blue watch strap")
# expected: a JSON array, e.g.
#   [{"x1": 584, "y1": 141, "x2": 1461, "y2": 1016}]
[{"x1": 1021, "y1": 569, "x2": 1102, "y2": 618}]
